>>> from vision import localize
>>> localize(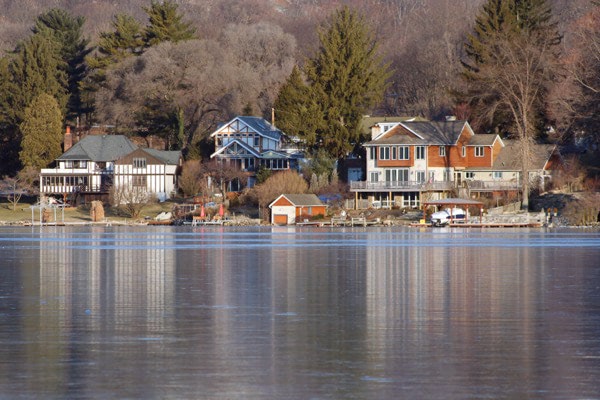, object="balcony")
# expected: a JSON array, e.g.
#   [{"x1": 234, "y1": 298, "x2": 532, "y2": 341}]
[{"x1": 350, "y1": 180, "x2": 454, "y2": 192}]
